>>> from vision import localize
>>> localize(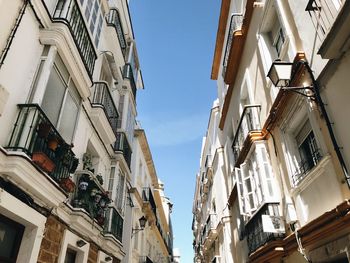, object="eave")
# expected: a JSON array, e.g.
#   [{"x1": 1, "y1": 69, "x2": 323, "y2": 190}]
[
  {"x1": 211, "y1": 0, "x2": 231, "y2": 80},
  {"x1": 218, "y1": 0, "x2": 255, "y2": 130}
]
